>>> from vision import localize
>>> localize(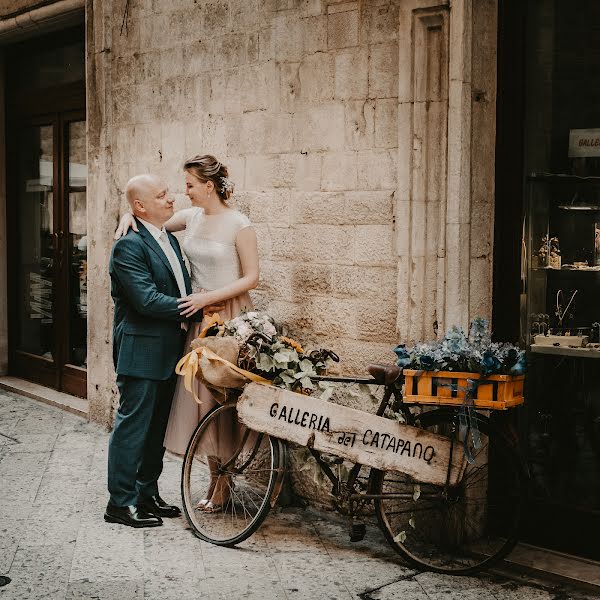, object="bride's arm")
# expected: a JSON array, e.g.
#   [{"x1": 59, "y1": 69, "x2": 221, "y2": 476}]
[
  {"x1": 114, "y1": 208, "x2": 192, "y2": 239},
  {"x1": 178, "y1": 227, "x2": 259, "y2": 317}
]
